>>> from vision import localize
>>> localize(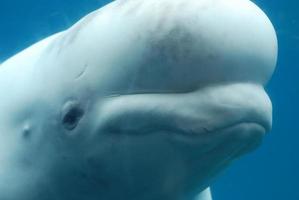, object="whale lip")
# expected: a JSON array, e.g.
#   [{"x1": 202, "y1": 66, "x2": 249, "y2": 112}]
[
  {"x1": 176, "y1": 120, "x2": 268, "y2": 152},
  {"x1": 198, "y1": 115, "x2": 270, "y2": 136},
  {"x1": 215, "y1": 122, "x2": 266, "y2": 141},
  {"x1": 198, "y1": 121, "x2": 267, "y2": 137}
]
